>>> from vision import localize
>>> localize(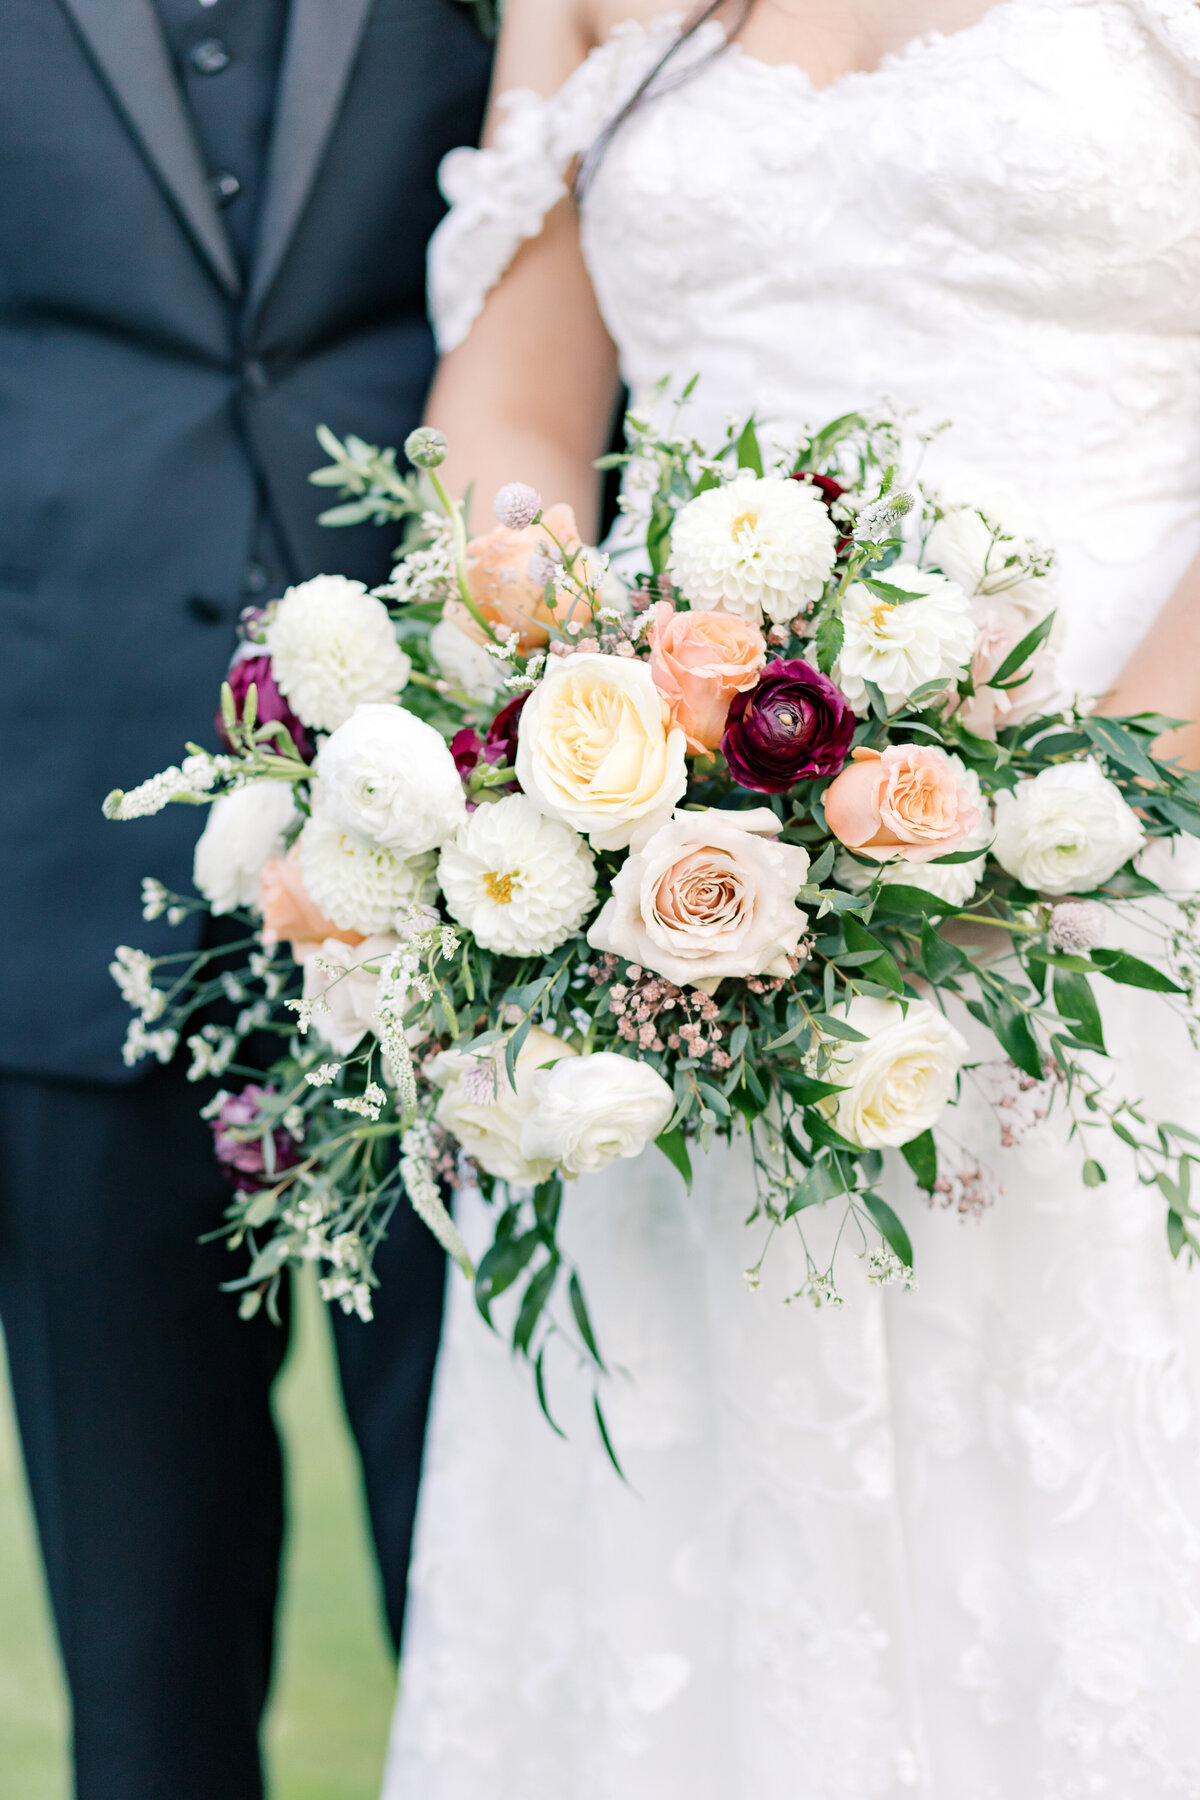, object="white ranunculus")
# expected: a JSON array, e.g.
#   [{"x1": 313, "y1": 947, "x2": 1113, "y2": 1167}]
[
  {"x1": 516, "y1": 653, "x2": 687, "y2": 852},
  {"x1": 302, "y1": 934, "x2": 399, "y2": 1055},
  {"x1": 668, "y1": 472, "x2": 838, "y2": 624},
  {"x1": 193, "y1": 779, "x2": 296, "y2": 913},
  {"x1": 521, "y1": 1052, "x2": 675, "y2": 1177},
  {"x1": 299, "y1": 801, "x2": 436, "y2": 934},
  {"x1": 429, "y1": 615, "x2": 505, "y2": 703},
  {"x1": 316, "y1": 702, "x2": 467, "y2": 854},
  {"x1": 429, "y1": 1025, "x2": 577, "y2": 1184},
  {"x1": 835, "y1": 763, "x2": 991, "y2": 909},
  {"x1": 588, "y1": 808, "x2": 810, "y2": 992},
  {"x1": 923, "y1": 476, "x2": 1050, "y2": 604},
  {"x1": 992, "y1": 759, "x2": 1145, "y2": 896},
  {"x1": 438, "y1": 794, "x2": 596, "y2": 956},
  {"x1": 265, "y1": 575, "x2": 411, "y2": 731},
  {"x1": 834, "y1": 563, "x2": 977, "y2": 714},
  {"x1": 824, "y1": 996, "x2": 968, "y2": 1150}
]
